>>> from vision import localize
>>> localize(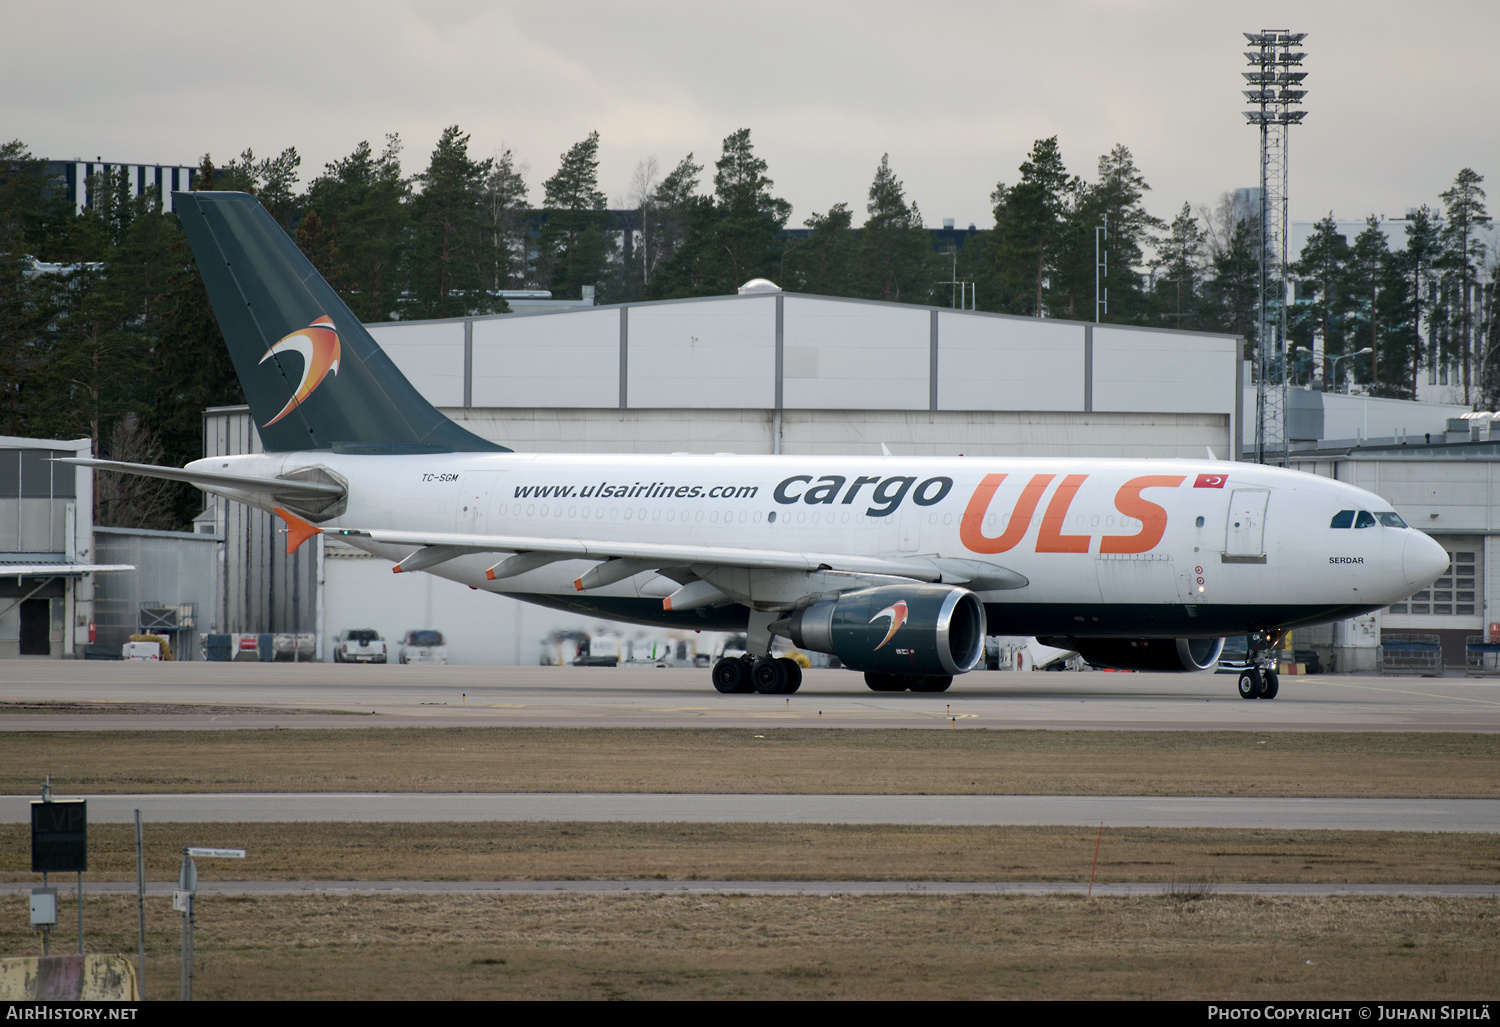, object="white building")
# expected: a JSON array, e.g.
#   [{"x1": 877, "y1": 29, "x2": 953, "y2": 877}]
[{"x1": 0, "y1": 435, "x2": 131, "y2": 659}]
